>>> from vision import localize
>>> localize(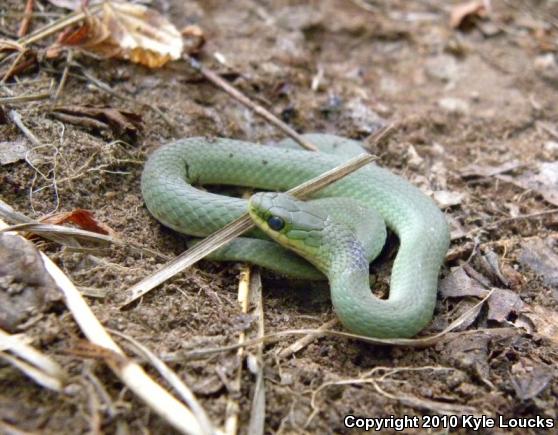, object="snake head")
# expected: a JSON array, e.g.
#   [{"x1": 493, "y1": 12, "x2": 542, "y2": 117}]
[{"x1": 248, "y1": 192, "x2": 334, "y2": 272}]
